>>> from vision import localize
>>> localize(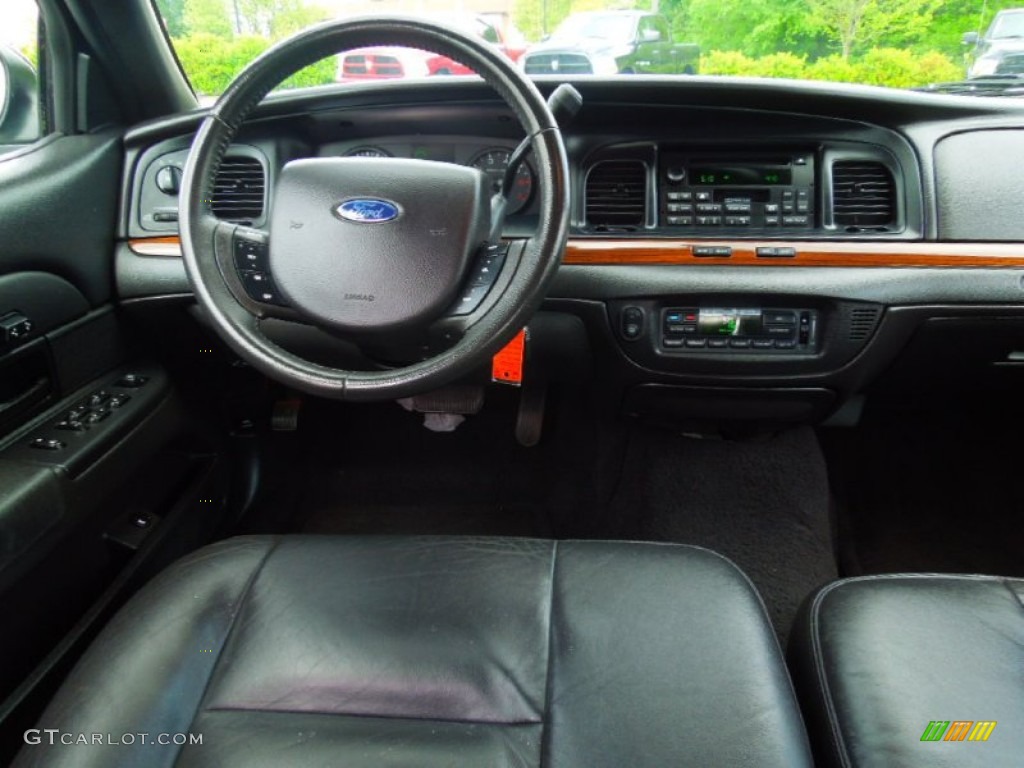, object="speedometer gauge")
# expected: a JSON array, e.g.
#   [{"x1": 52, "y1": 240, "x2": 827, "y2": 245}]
[
  {"x1": 470, "y1": 149, "x2": 534, "y2": 215},
  {"x1": 345, "y1": 146, "x2": 392, "y2": 158}
]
